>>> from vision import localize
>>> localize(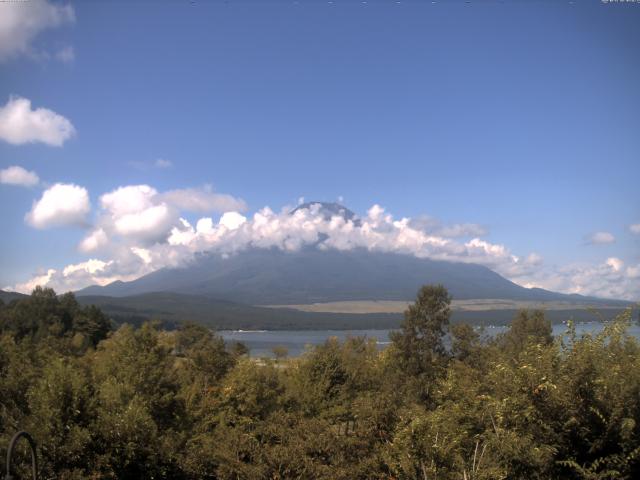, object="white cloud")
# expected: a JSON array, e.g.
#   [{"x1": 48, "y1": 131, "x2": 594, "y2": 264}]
[
  {"x1": 0, "y1": 165, "x2": 39, "y2": 187},
  {"x1": 630, "y1": 224, "x2": 640, "y2": 235},
  {"x1": 521, "y1": 257, "x2": 640, "y2": 301},
  {"x1": 12, "y1": 198, "x2": 640, "y2": 301},
  {"x1": 586, "y1": 231, "x2": 615, "y2": 245},
  {"x1": 10, "y1": 259, "x2": 120, "y2": 294},
  {"x1": 154, "y1": 158, "x2": 172, "y2": 169},
  {"x1": 78, "y1": 228, "x2": 108, "y2": 253},
  {"x1": 72, "y1": 184, "x2": 248, "y2": 251},
  {"x1": 606, "y1": 257, "x2": 623, "y2": 272},
  {"x1": 161, "y1": 185, "x2": 247, "y2": 213},
  {"x1": 9, "y1": 268, "x2": 56, "y2": 294},
  {"x1": 167, "y1": 218, "x2": 197, "y2": 246},
  {"x1": 62, "y1": 259, "x2": 111, "y2": 277},
  {"x1": 100, "y1": 185, "x2": 157, "y2": 217},
  {"x1": 98, "y1": 185, "x2": 174, "y2": 243},
  {"x1": 114, "y1": 204, "x2": 174, "y2": 238},
  {"x1": 25, "y1": 183, "x2": 90, "y2": 229},
  {"x1": 147, "y1": 204, "x2": 520, "y2": 276},
  {"x1": 219, "y1": 211, "x2": 247, "y2": 230},
  {"x1": 0, "y1": 96, "x2": 76, "y2": 146},
  {"x1": 0, "y1": 0, "x2": 75, "y2": 62},
  {"x1": 131, "y1": 247, "x2": 153, "y2": 265}
]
